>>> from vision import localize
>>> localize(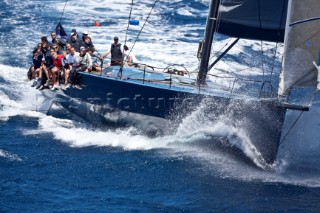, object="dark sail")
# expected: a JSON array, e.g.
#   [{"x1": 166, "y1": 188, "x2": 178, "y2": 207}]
[
  {"x1": 218, "y1": 0, "x2": 288, "y2": 42},
  {"x1": 55, "y1": 23, "x2": 68, "y2": 40}
]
